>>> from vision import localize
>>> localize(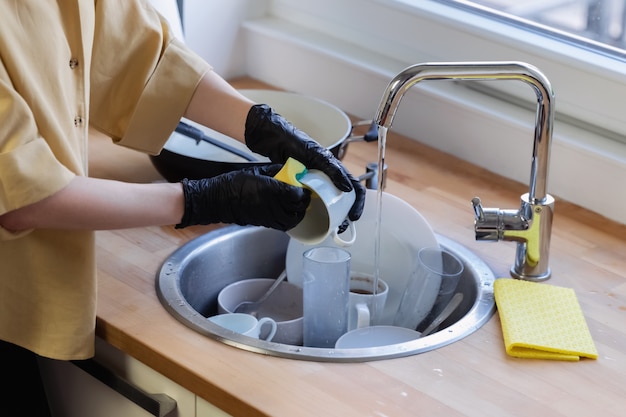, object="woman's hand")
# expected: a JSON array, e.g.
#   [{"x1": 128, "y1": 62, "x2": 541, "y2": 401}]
[
  {"x1": 244, "y1": 104, "x2": 366, "y2": 222},
  {"x1": 176, "y1": 164, "x2": 311, "y2": 231}
]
